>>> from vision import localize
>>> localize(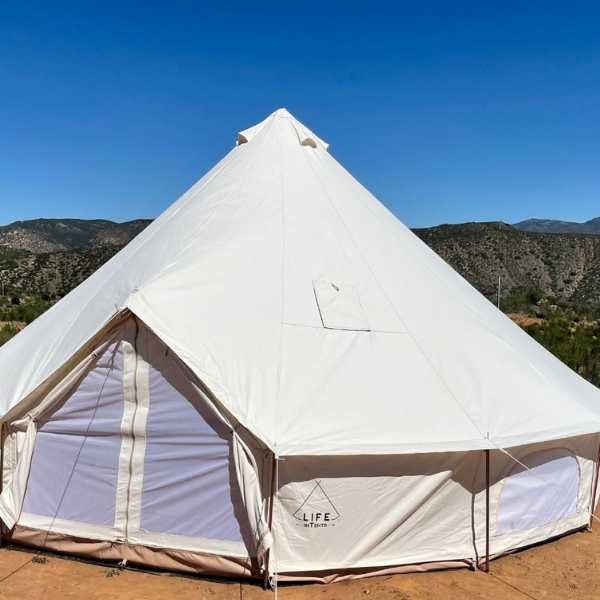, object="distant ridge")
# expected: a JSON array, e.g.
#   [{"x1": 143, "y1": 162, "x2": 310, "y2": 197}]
[
  {"x1": 414, "y1": 221, "x2": 600, "y2": 308},
  {"x1": 0, "y1": 218, "x2": 152, "y2": 253},
  {"x1": 2, "y1": 217, "x2": 600, "y2": 312},
  {"x1": 514, "y1": 217, "x2": 600, "y2": 235}
]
